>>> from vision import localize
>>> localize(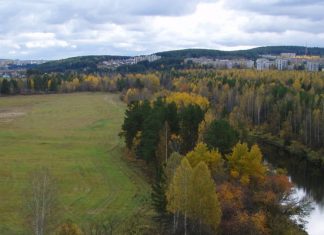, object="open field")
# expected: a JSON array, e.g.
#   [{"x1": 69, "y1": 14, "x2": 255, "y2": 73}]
[{"x1": 0, "y1": 93, "x2": 151, "y2": 234}]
